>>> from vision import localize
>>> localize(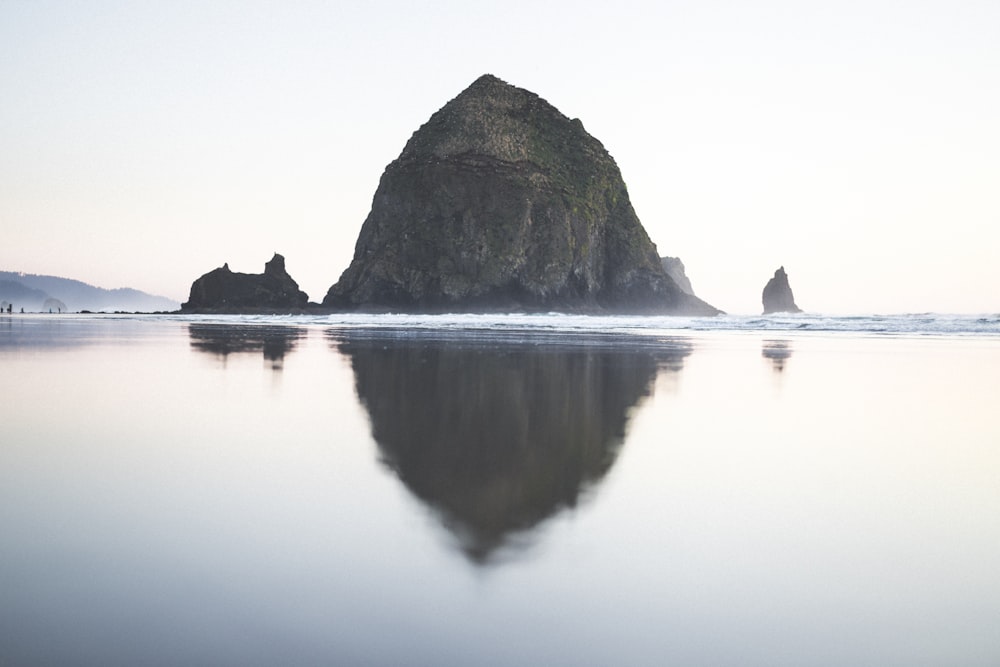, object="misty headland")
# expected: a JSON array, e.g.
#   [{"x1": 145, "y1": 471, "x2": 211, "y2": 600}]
[{"x1": 0, "y1": 271, "x2": 179, "y2": 314}]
